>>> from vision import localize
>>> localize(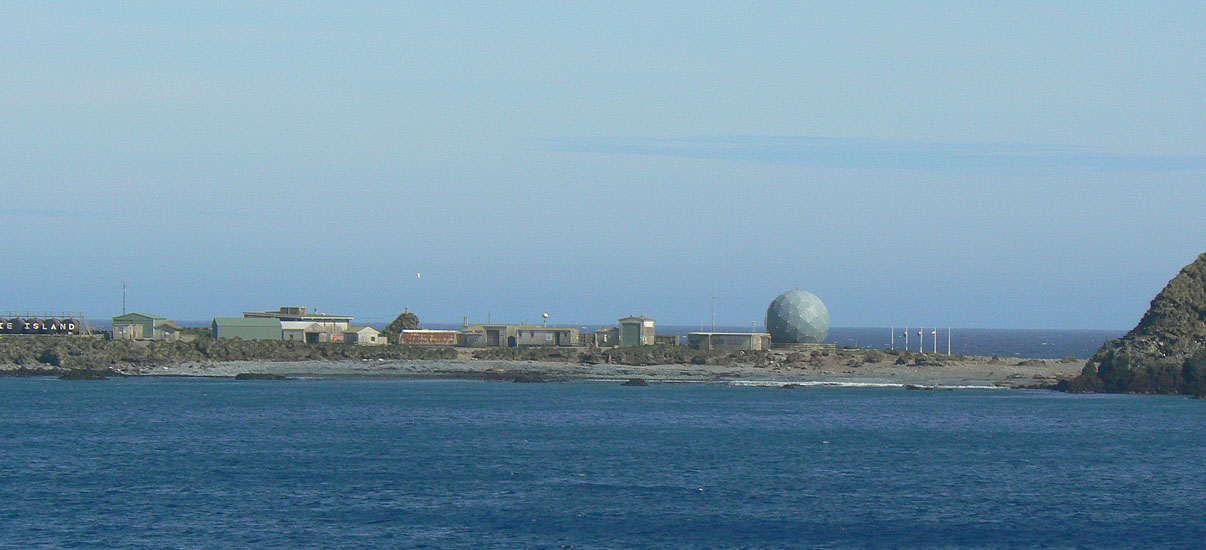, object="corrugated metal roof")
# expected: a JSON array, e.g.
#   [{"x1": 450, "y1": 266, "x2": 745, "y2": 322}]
[
  {"x1": 244, "y1": 311, "x2": 354, "y2": 321},
  {"x1": 114, "y1": 312, "x2": 166, "y2": 321},
  {"x1": 465, "y1": 324, "x2": 577, "y2": 331},
  {"x1": 687, "y1": 332, "x2": 771, "y2": 337},
  {"x1": 213, "y1": 317, "x2": 281, "y2": 327},
  {"x1": 281, "y1": 321, "x2": 320, "y2": 331}
]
